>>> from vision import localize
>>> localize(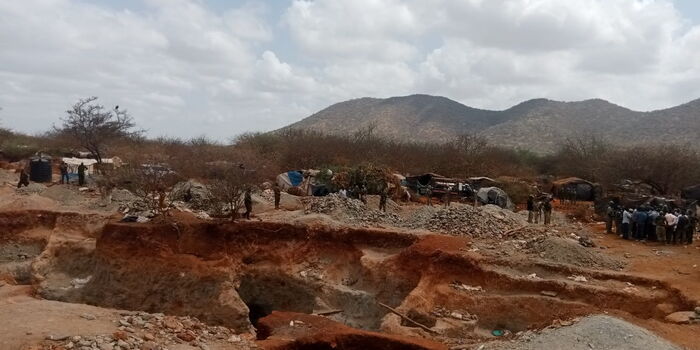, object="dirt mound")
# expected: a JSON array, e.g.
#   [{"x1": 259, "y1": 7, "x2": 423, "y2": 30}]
[
  {"x1": 0, "y1": 194, "x2": 58, "y2": 211},
  {"x1": 405, "y1": 204, "x2": 526, "y2": 237},
  {"x1": 41, "y1": 185, "x2": 84, "y2": 206},
  {"x1": 483, "y1": 315, "x2": 681, "y2": 350},
  {"x1": 16, "y1": 182, "x2": 47, "y2": 195},
  {"x1": 528, "y1": 237, "x2": 626, "y2": 270},
  {"x1": 304, "y1": 193, "x2": 402, "y2": 226}
]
